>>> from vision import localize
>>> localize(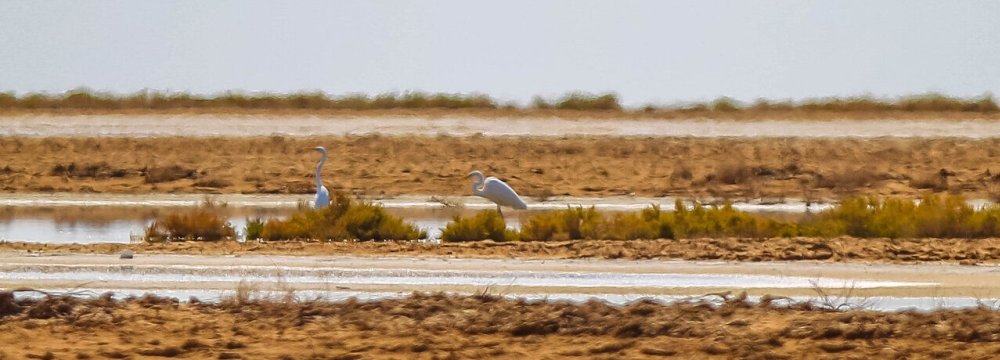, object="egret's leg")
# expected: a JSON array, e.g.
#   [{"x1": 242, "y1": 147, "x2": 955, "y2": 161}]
[{"x1": 497, "y1": 204, "x2": 503, "y2": 217}]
